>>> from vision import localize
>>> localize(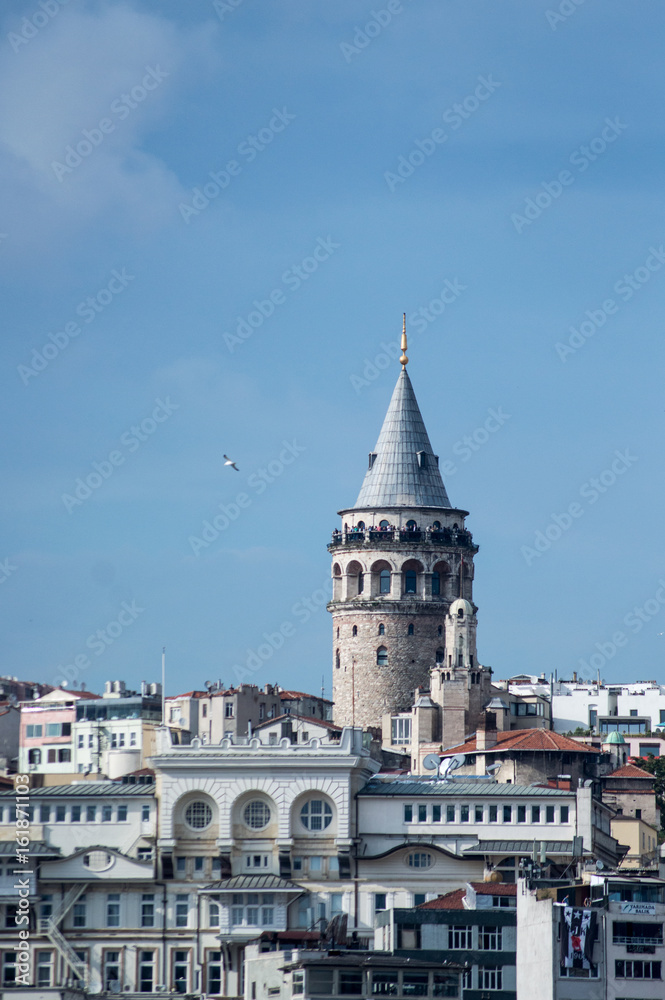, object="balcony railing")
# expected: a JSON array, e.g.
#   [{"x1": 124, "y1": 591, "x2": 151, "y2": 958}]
[
  {"x1": 329, "y1": 529, "x2": 476, "y2": 550},
  {"x1": 614, "y1": 936, "x2": 663, "y2": 946}
]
